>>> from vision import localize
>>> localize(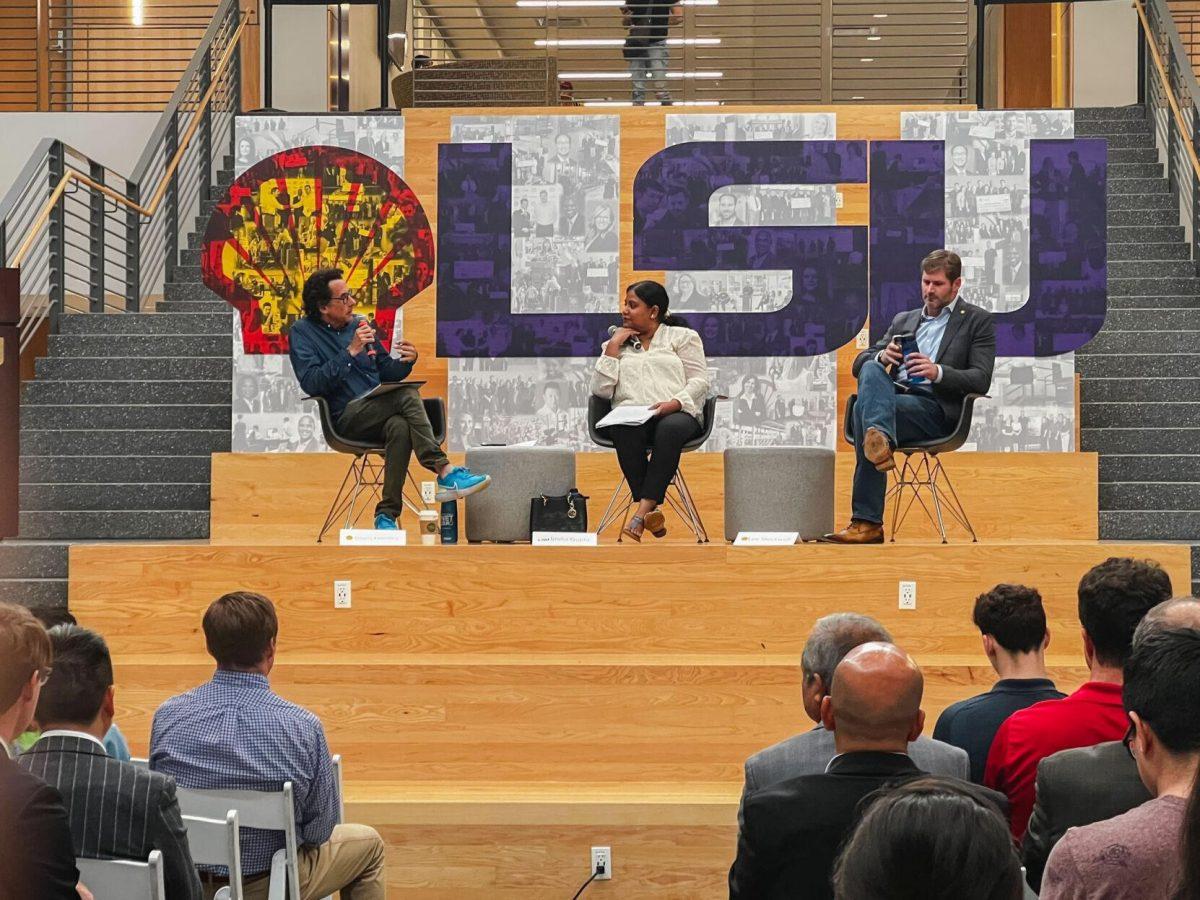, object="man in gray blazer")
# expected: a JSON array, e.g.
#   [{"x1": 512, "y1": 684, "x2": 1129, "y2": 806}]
[
  {"x1": 18, "y1": 625, "x2": 202, "y2": 900},
  {"x1": 739, "y1": 613, "x2": 969, "y2": 823},
  {"x1": 824, "y1": 249, "x2": 996, "y2": 543},
  {"x1": 1021, "y1": 595, "x2": 1200, "y2": 891}
]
